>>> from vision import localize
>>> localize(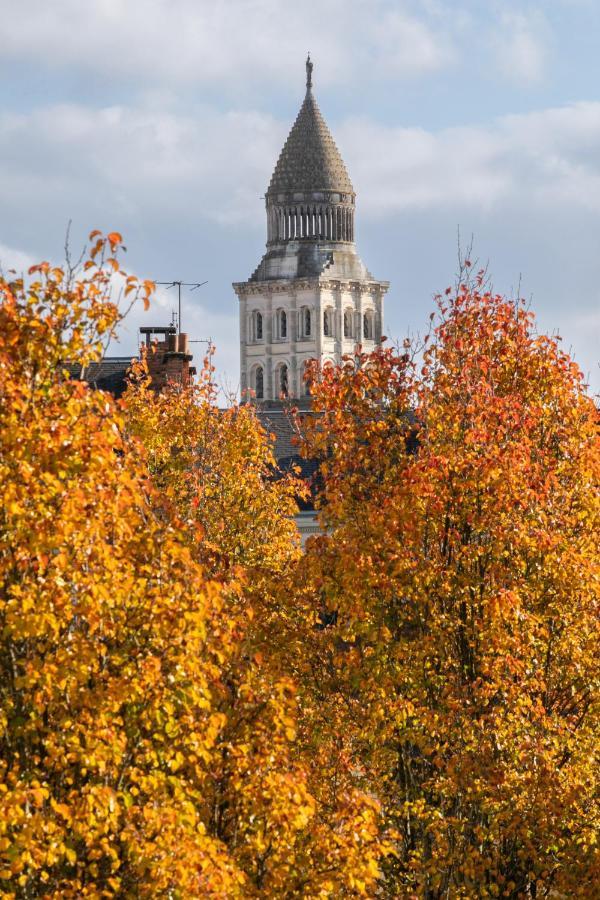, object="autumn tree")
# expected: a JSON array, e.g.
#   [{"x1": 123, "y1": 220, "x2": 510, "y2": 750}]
[
  {"x1": 0, "y1": 232, "x2": 386, "y2": 898},
  {"x1": 295, "y1": 273, "x2": 600, "y2": 897},
  {"x1": 0, "y1": 235, "x2": 244, "y2": 896},
  {"x1": 123, "y1": 349, "x2": 386, "y2": 896}
]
